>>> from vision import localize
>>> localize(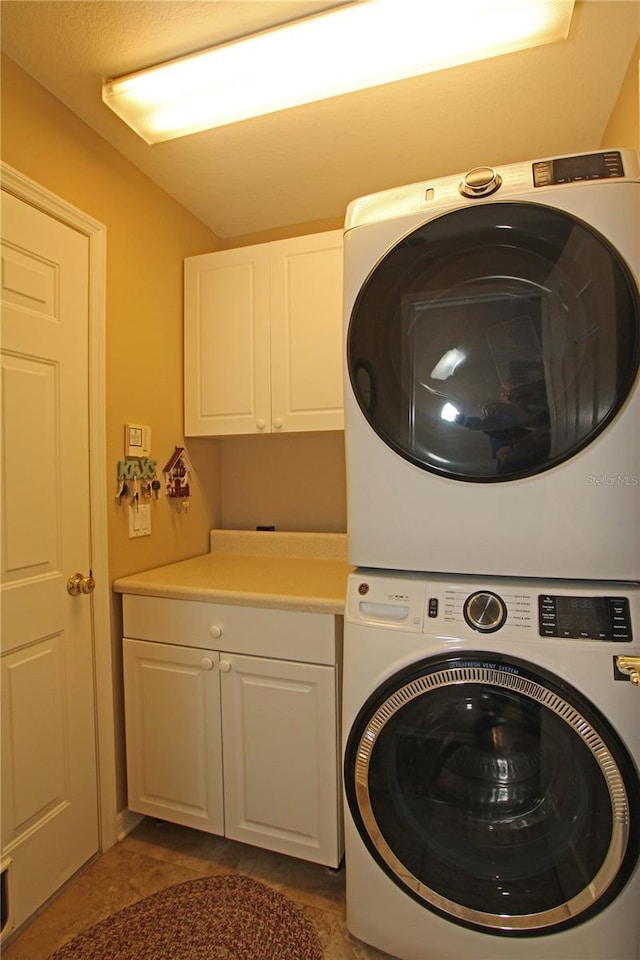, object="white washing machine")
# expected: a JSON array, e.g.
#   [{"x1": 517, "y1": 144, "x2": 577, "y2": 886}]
[
  {"x1": 343, "y1": 149, "x2": 640, "y2": 581},
  {"x1": 342, "y1": 569, "x2": 640, "y2": 960}
]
